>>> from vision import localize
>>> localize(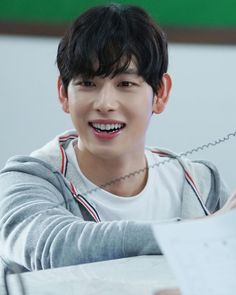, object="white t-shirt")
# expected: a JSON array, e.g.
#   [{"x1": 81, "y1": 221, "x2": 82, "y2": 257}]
[{"x1": 66, "y1": 139, "x2": 185, "y2": 221}]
